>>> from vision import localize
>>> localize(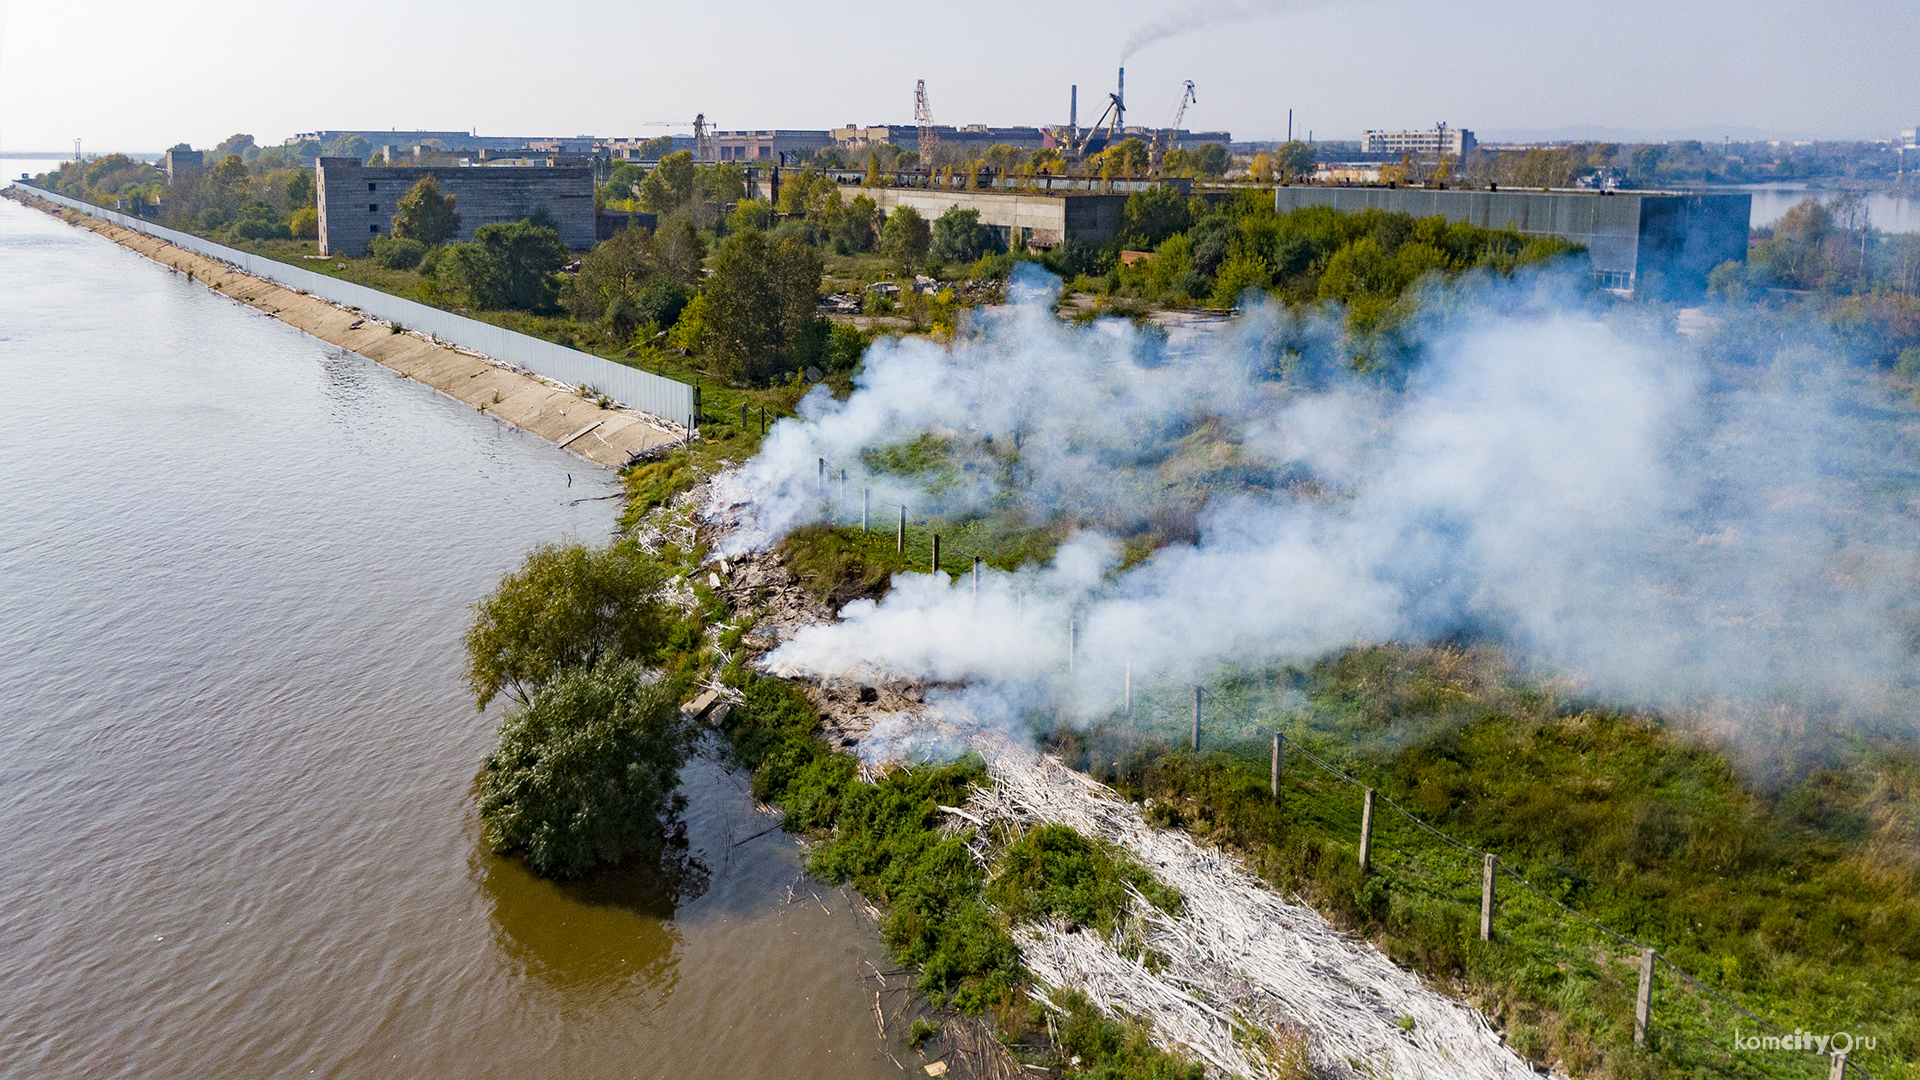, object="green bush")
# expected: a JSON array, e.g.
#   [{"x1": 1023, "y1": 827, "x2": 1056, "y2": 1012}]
[
  {"x1": 988, "y1": 824, "x2": 1181, "y2": 938},
  {"x1": 368, "y1": 235, "x2": 428, "y2": 270},
  {"x1": 439, "y1": 219, "x2": 569, "y2": 311},
  {"x1": 477, "y1": 661, "x2": 693, "y2": 879},
  {"x1": 464, "y1": 541, "x2": 673, "y2": 709}
]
